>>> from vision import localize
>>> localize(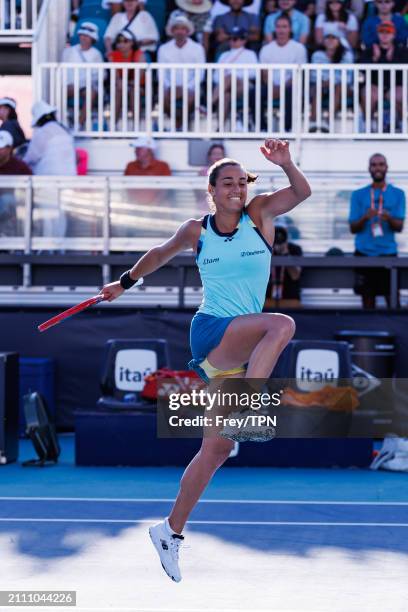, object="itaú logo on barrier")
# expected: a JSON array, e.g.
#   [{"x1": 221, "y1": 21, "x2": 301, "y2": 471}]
[
  {"x1": 115, "y1": 349, "x2": 157, "y2": 391},
  {"x1": 296, "y1": 349, "x2": 340, "y2": 391}
]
